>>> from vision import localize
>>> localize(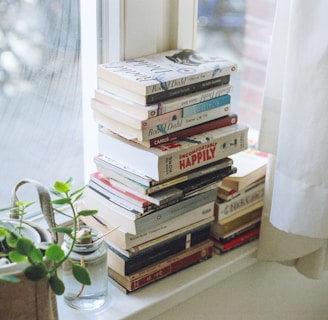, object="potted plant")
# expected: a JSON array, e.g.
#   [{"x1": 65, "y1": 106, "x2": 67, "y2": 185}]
[{"x1": 0, "y1": 178, "x2": 100, "y2": 319}]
